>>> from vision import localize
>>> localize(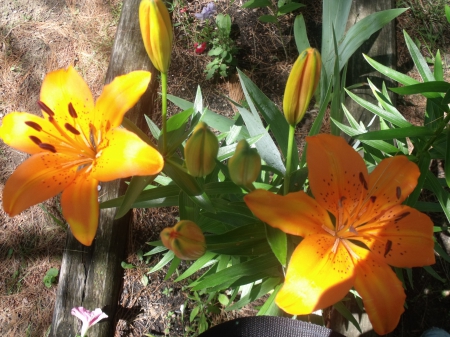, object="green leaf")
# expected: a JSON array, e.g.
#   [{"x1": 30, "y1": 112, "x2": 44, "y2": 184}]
[
  {"x1": 256, "y1": 283, "x2": 283, "y2": 316},
  {"x1": 237, "y1": 69, "x2": 295, "y2": 169},
  {"x1": 208, "y1": 47, "x2": 224, "y2": 56},
  {"x1": 163, "y1": 158, "x2": 215, "y2": 212},
  {"x1": 265, "y1": 224, "x2": 287, "y2": 267},
  {"x1": 332, "y1": 117, "x2": 400, "y2": 154},
  {"x1": 294, "y1": 14, "x2": 310, "y2": 53},
  {"x1": 190, "y1": 306, "x2": 200, "y2": 322},
  {"x1": 346, "y1": 88, "x2": 411, "y2": 128},
  {"x1": 167, "y1": 94, "x2": 250, "y2": 137},
  {"x1": 406, "y1": 152, "x2": 431, "y2": 207},
  {"x1": 434, "y1": 241, "x2": 450, "y2": 264},
  {"x1": 226, "y1": 277, "x2": 281, "y2": 311},
  {"x1": 354, "y1": 126, "x2": 434, "y2": 141},
  {"x1": 206, "y1": 223, "x2": 271, "y2": 256},
  {"x1": 175, "y1": 252, "x2": 217, "y2": 282},
  {"x1": 277, "y1": 3, "x2": 304, "y2": 15},
  {"x1": 148, "y1": 250, "x2": 175, "y2": 274},
  {"x1": 145, "y1": 114, "x2": 161, "y2": 139},
  {"x1": 321, "y1": 0, "x2": 352, "y2": 81},
  {"x1": 333, "y1": 301, "x2": 362, "y2": 333},
  {"x1": 337, "y1": 9, "x2": 407, "y2": 72},
  {"x1": 434, "y1": 50, "x2": 443, "y2": 81},
  {"x1": 242, "y1": 0, "x2": 272, "y2": 9},
  {"x1": 390, "y1": 81, "x2": 449, "y2": 97},
  {"x1": 446, "y1": 131, "x2": 450, "y2": 188},
  {"x1": 424, "y1": 171, "x2": 450, "y2": 223},
  {"x1": 100, "y1": 184, "x2": 180, "y2": 209},
  {"x1": 218, "y1": 294, "x2": 229, "y2": 306},
  {"x1": 115, "y1": 175, "x2": 157, "y2": 219},
  {"x1": 423, "y1": 265, "x2": 446, "y2": 282},
  {"x1": 216, "y1": 14, "x2": 231, "y2": 34},
  {"x1": 258, "y1": 15, "x2": 278, "y2": 23},
  {"x1": 236, "y1": 105, "x2": 285, "y2": 174},
  {"x1": 403, "y1": 30, "x2": 435, "y2": 82},
  {"x1": 121, "y1": 262, "x2": 135, "y2": 269},
  {"x1": 43, "y1": 268, "x2": 59, "y2": 288},
  {"x1": 364, "y1": 54, "x2": 418, "y2": 88},
  {"x1": 191, "y1": 254, "x2": 279, "y2": 291},
  {"x1": 161, "y1": 108, "x2": 194, "y2": 154},
  {"x1": 446, "y1": 4, "x2": 450, "y2": 24}
]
